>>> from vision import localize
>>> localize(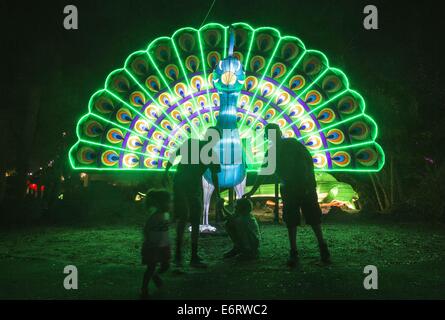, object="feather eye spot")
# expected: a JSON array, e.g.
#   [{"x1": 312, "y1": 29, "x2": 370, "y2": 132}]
[
  {"x1": 303, "y1": 56, "x2": 322, "y2": 76},
  {"x1": 332, "y1": 151, "x2": 351, "y2": 167},
  {"x1": 146, "y1": 76, "x2": 161, "y2": 92},
  {"x1": 186, "y1": 55, "x2": 200, "y2": 72},
  {"x1": 101, "y1": 150, "x2": 120, "y2": 167},
  {"x1": 356, "y1": 148, "x2": 378, "y2": 167},
  {"x1": 165, "y1": 64, "x2": 179, "y2": 81},
  {"x1": 349, "y1": 121, "x2": 370, "y2": 140},
  {"x1": 250, "y1": 56, "x2": 266, "y2": 72},
  {"x1": 289, "y1": 75, "x2": 305, "y2": 91}
]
